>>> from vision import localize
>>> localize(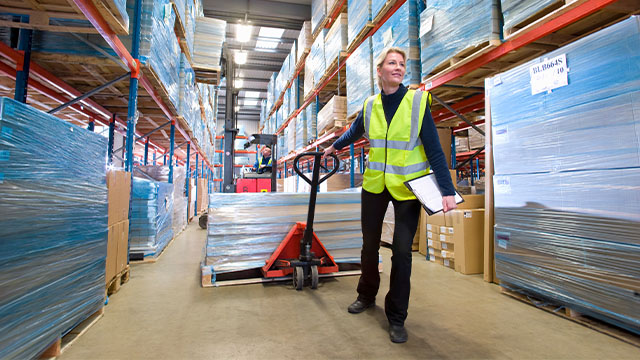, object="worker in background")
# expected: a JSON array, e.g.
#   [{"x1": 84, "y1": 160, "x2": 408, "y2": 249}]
[
  {"x1": 324, "y1": 47, "x2": 457, "y2": 344},
  {"x1": 253, "y1": 145, "x2": 272, "y2": 174}
]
